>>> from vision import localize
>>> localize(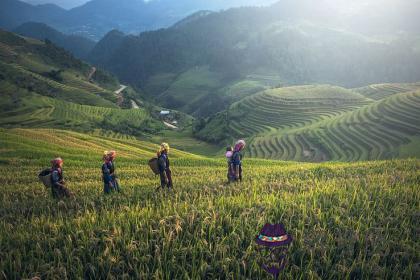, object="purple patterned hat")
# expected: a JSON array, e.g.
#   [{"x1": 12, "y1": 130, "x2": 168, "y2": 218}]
[{"x1": 255, "y1": 223, "x2": 292, "y2": 247}]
